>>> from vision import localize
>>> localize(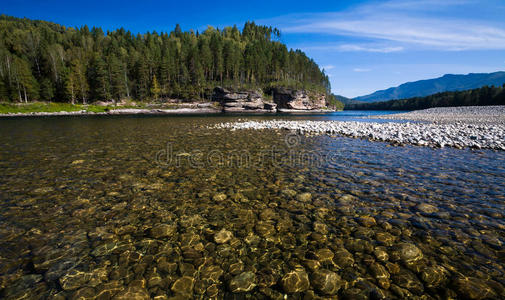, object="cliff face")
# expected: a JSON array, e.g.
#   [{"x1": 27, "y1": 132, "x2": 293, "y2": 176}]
[
  {"x1": 273, "y1": 88, "x2": 326, "y2": 110},
  {"x1": 212, "y1": 87, "x2": 277, "y2": 113},
  {"x1": 212, "y1": 87, "x2": 328, "y2": 112}
]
